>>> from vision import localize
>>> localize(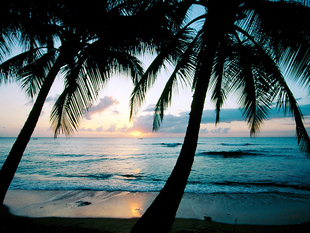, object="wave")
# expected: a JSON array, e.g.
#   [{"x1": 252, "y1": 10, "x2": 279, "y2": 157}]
[
  {"x1": 53, "y1": 153, "x2": 91, "y2": 158},
  {"x1": 153, "y1": 143, "x2": 182, "y2": 148},
  {"x1": 60, "y1": 173, "x2": 113, "y2": 180},
  {"x1": 220, "y1": 143, "x2": 254, "y2": 146},
  {"x1": 211, "y1": 181, "x2": 310, "y2": 192},
  {"x1": 197, "y1": 150, "x2": 261, "y2": 158},
  {"x1": 119, "y1": 174, "x2": 144, "y2": 180},
  {"x1": 61, "y1": 173, "x2": 145, "y2": 181},
  {"x1": 10, "y1": 180, "x2": 310, "y2": 195}
]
